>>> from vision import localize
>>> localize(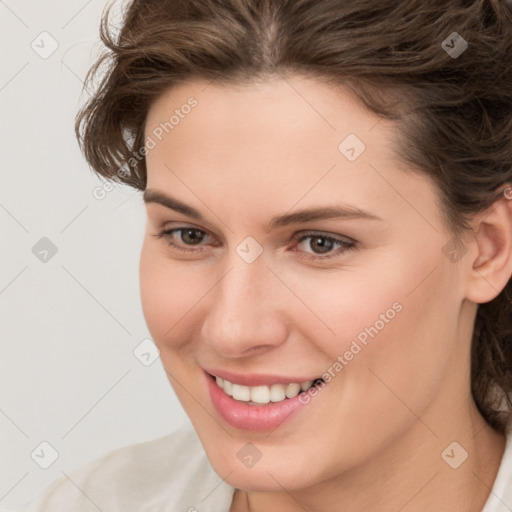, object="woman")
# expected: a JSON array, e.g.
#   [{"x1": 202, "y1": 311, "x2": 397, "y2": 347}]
[{"x1": 23, "y1": 0, "x2": 512, "y2": 510}]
